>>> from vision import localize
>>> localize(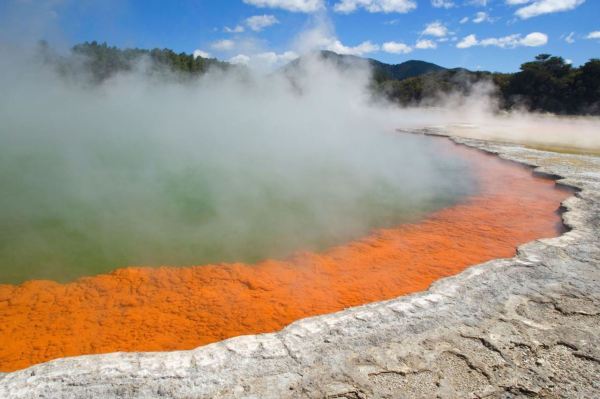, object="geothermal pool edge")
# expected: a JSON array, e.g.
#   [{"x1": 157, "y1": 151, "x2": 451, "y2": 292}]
[{"x1": 2, "y1": 136, "x2": 599, "y2": 399}]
